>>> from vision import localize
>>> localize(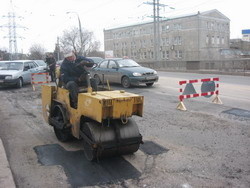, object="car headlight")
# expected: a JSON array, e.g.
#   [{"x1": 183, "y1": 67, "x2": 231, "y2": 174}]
[
  {"x1": 5, "y1": 75, "x2": 12, "y2": 79},
  {"x1": 133, "y1": 72, "x2": 142, "y2": 76},
  {"x1": 153, "y1": 71, "x2": 157, "y2": 74}
]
